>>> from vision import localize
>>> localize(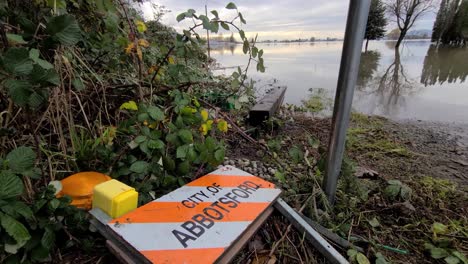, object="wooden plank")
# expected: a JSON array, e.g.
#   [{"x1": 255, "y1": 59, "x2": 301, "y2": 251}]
[
  {"x1": 106, "y1": 240, "x2": 137, "y2": 264},
  {"x1": 215, "y1": 206, "x2": 274, "y2": 264},
  {"x1": 89, "y1": 209, "x2": 151, "y2": 264},
  {"x1": 249, "y1": 86, "x2": 287, "y2": 125}
]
